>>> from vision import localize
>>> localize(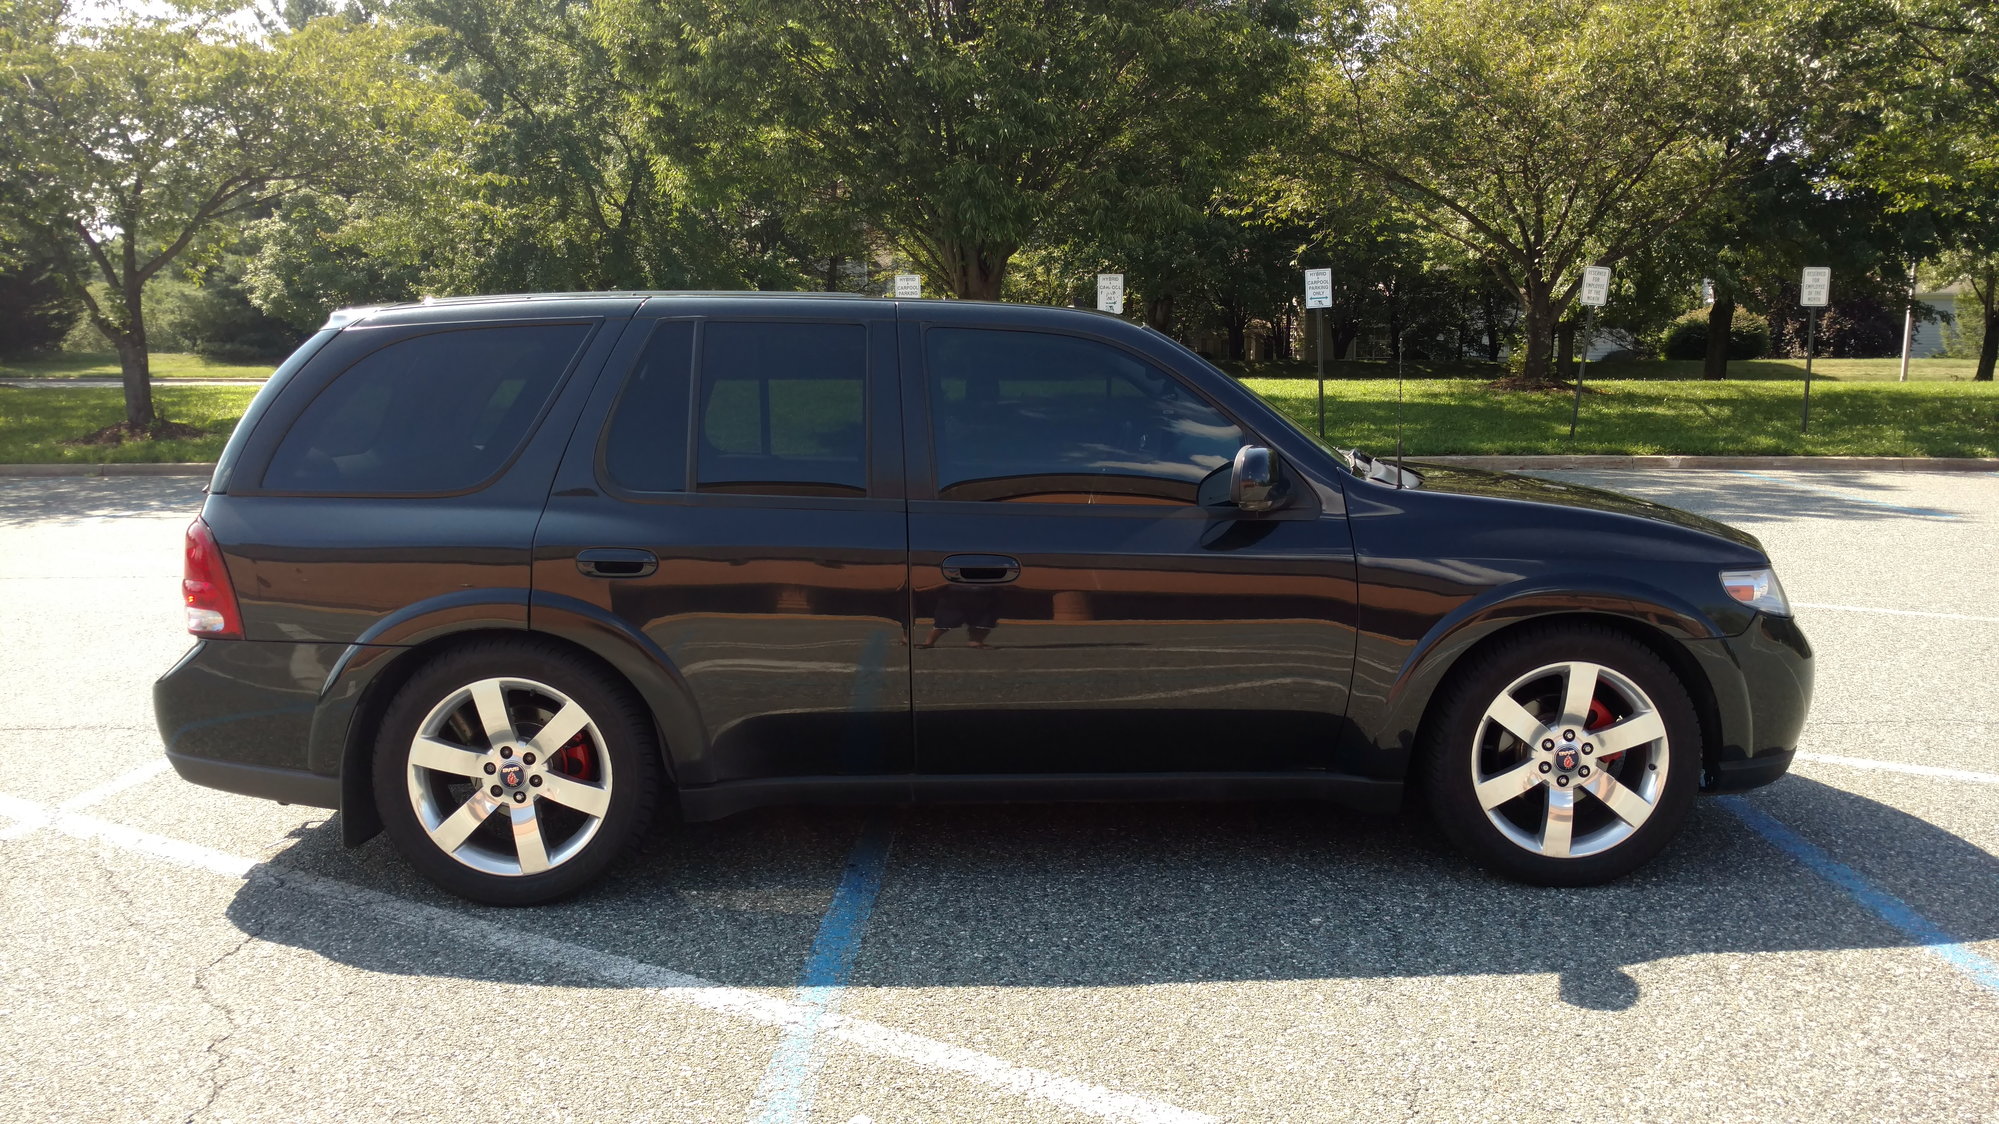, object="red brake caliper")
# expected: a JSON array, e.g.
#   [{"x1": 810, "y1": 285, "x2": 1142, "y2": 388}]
[
  {"x1": 553, "y1": 732, "x2": 598, "y2": 781},
  {"x1": 1586, "y1": 698, "x2": 1621, "y2": 761}
]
